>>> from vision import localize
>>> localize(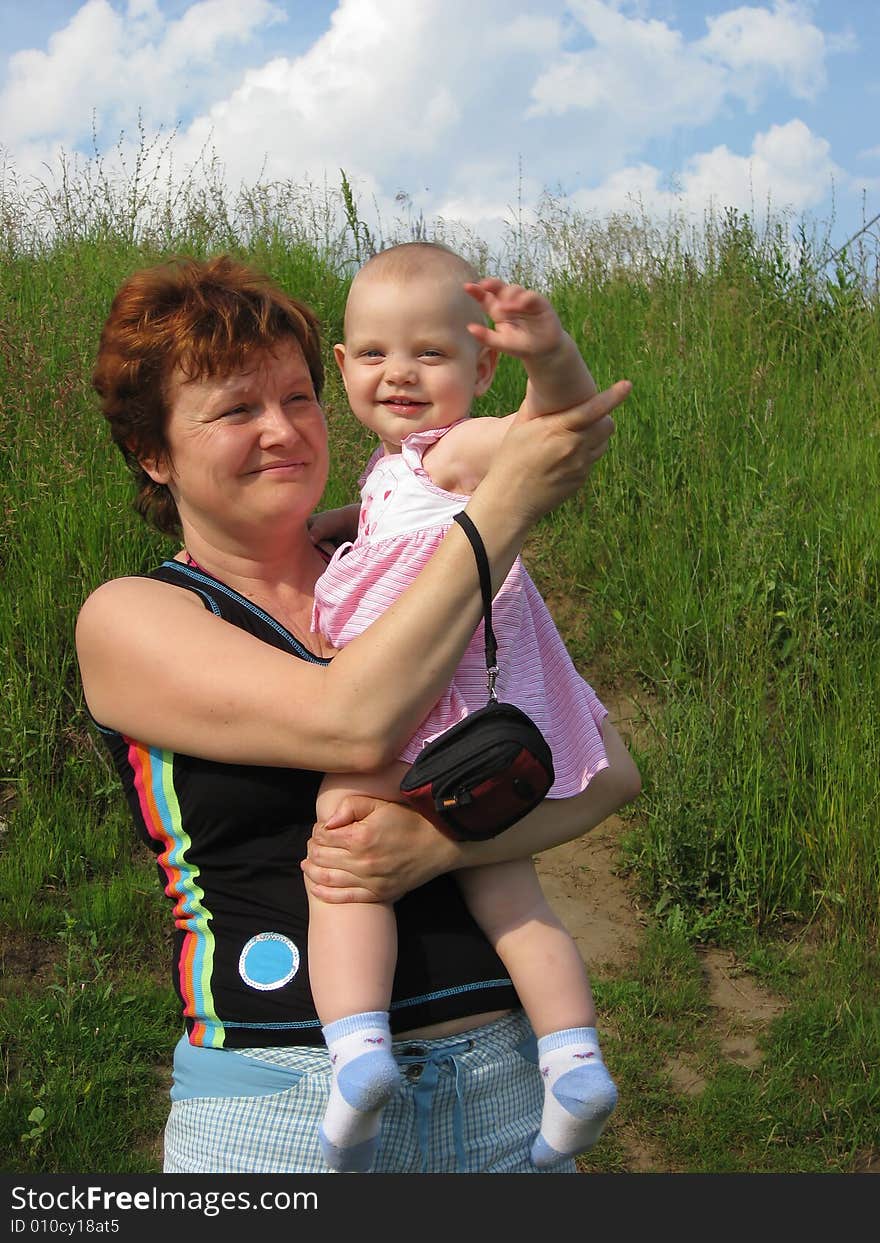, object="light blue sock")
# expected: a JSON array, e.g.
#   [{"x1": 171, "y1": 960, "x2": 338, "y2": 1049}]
[
  {"x1": 530, "y1": 1027, "x2": 618, "y2": 1169},
  {"x1": 319, "y1": 1011, "x2": 400, "y2": 1173}
]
